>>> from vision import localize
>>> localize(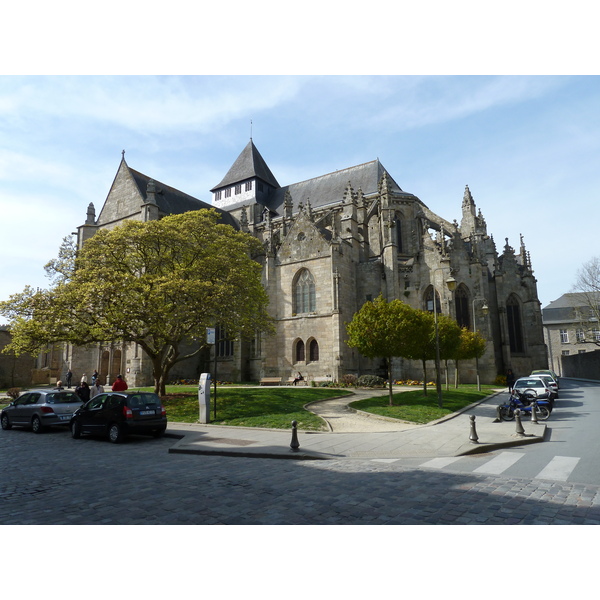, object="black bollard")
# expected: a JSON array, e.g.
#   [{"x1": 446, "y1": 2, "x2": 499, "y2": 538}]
[
  {"x1": 469, "y1": 414, "x2": 479, "y2": 443},
  {"x1": 290, "y1": 420, "x2": 300, "y2": 452},
  {"x1": 514, "y1": 409, "x2": 525, "y2": 435}
]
